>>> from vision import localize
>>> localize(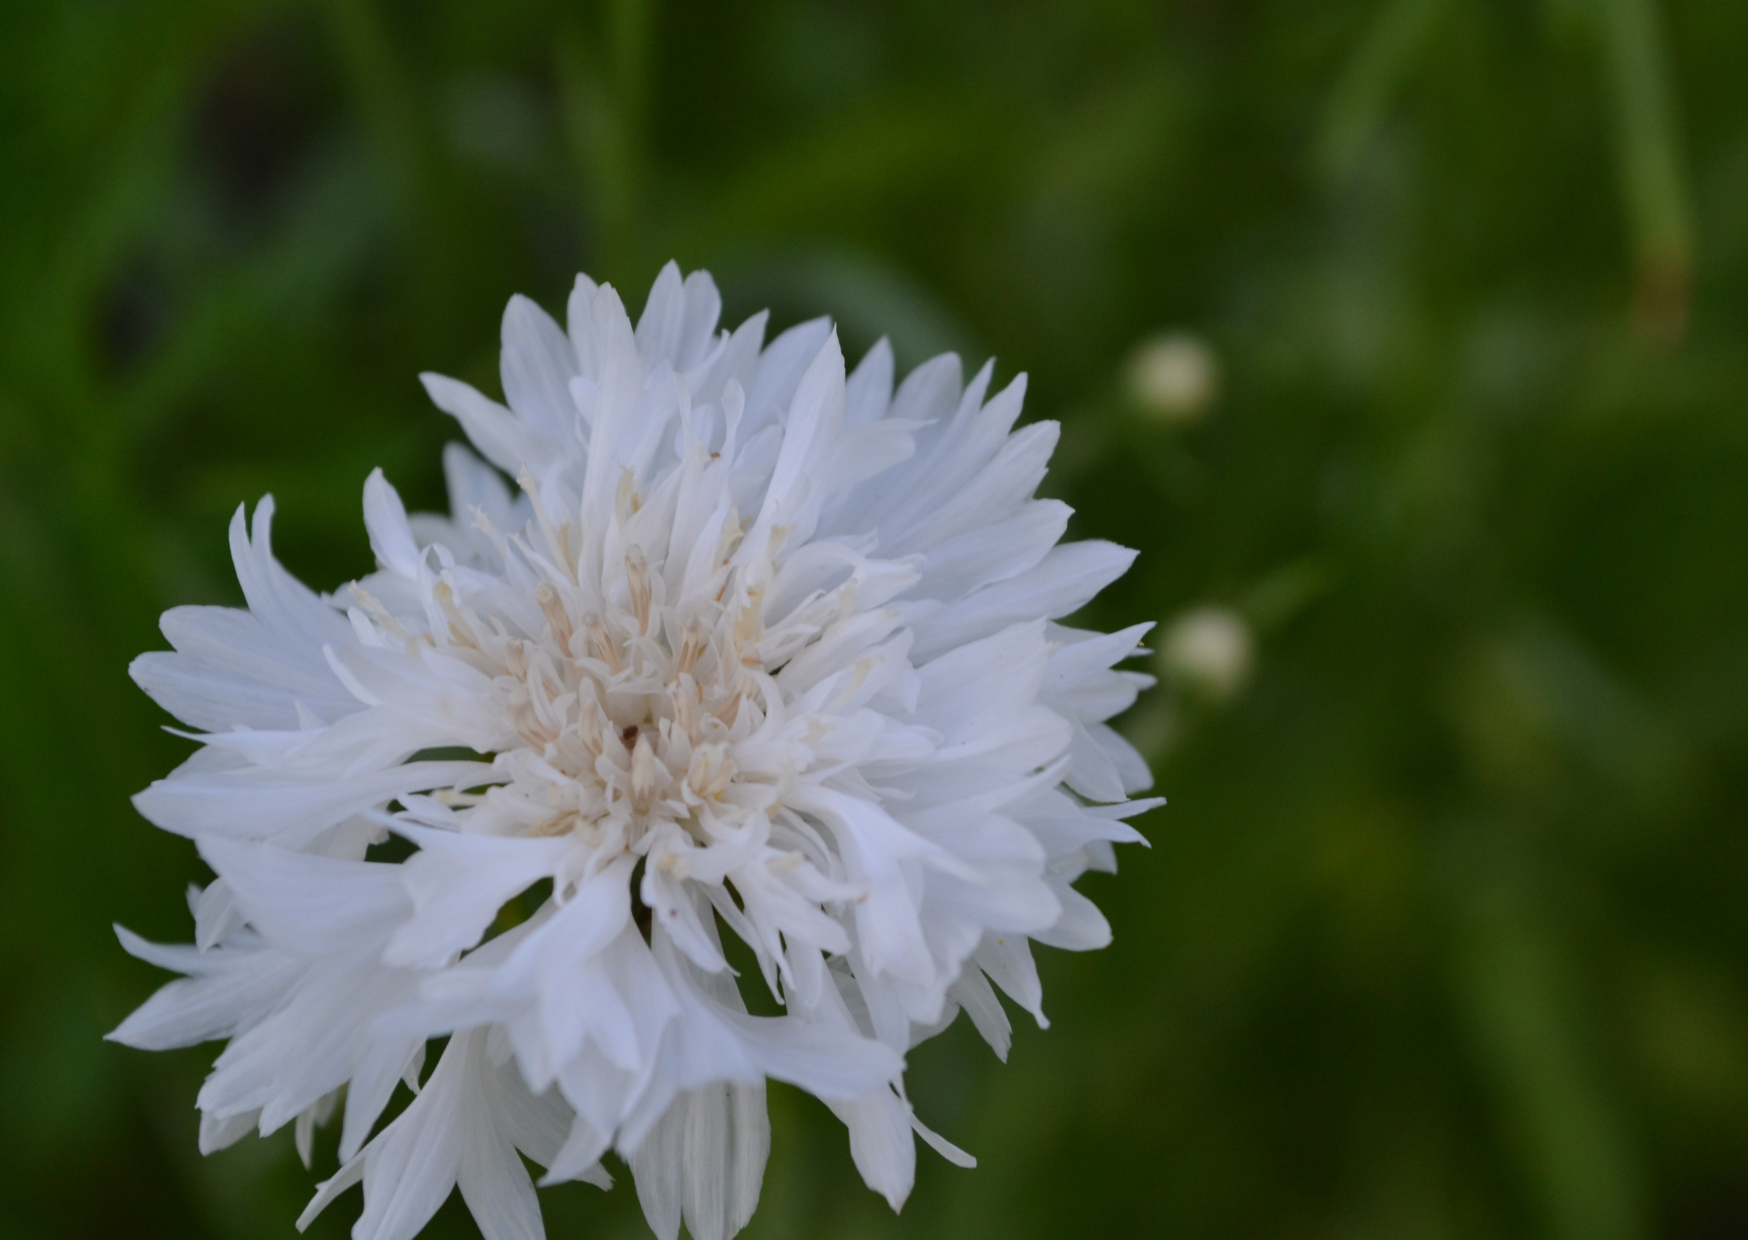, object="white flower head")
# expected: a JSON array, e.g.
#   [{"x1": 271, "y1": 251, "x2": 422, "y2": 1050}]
[{"x1": 112, "y1": 263, "x2": 1158, "y2": 1240}]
